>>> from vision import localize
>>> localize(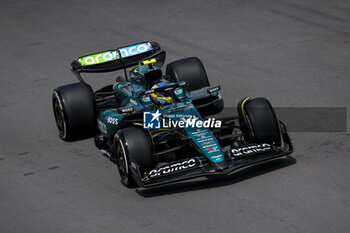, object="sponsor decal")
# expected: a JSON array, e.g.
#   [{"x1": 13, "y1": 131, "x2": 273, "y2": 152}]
[
  {"x1": 118, "y1": 42, "x2": 151, "y2": 58},
  {"x1": 107, "y1": 117, "x2": 119, "y2": 125},
  {"x1": 79, "y1": 42, "x2": 151, "y2": 66},
  {"x1": 205, "y1": 146, "x2": 219, "y2": 153},
  {"x1": 207, "y1": 85, "x2": 221, "y2": 94},
  {"x1": 143, "y1": 112, "x2": 222, "y2": 129},
  {"x1": 203, "y1": 143, "x2": 218, "y2": 148},
  {"x1": 189, "y1": 130, "x2": 224, "y2": 162},
  {"x1": 129, "y1": 99, "x2": 138, "y2": 105},
  {"x1": 79, "y1": 50, "x2": 119, "y2": 66},
  {"x1": 98, "y1": 119, "x2": 107, "y2": 134},
  {"x1": 231, "y1": 143, "x2": 272, "y2": 157},
  {"x1": 119, "y1": 107, "x2": 134, "y2": 113},
  {"x1": 148, "y1": 158, "x2": 197, "y2": 178}
]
